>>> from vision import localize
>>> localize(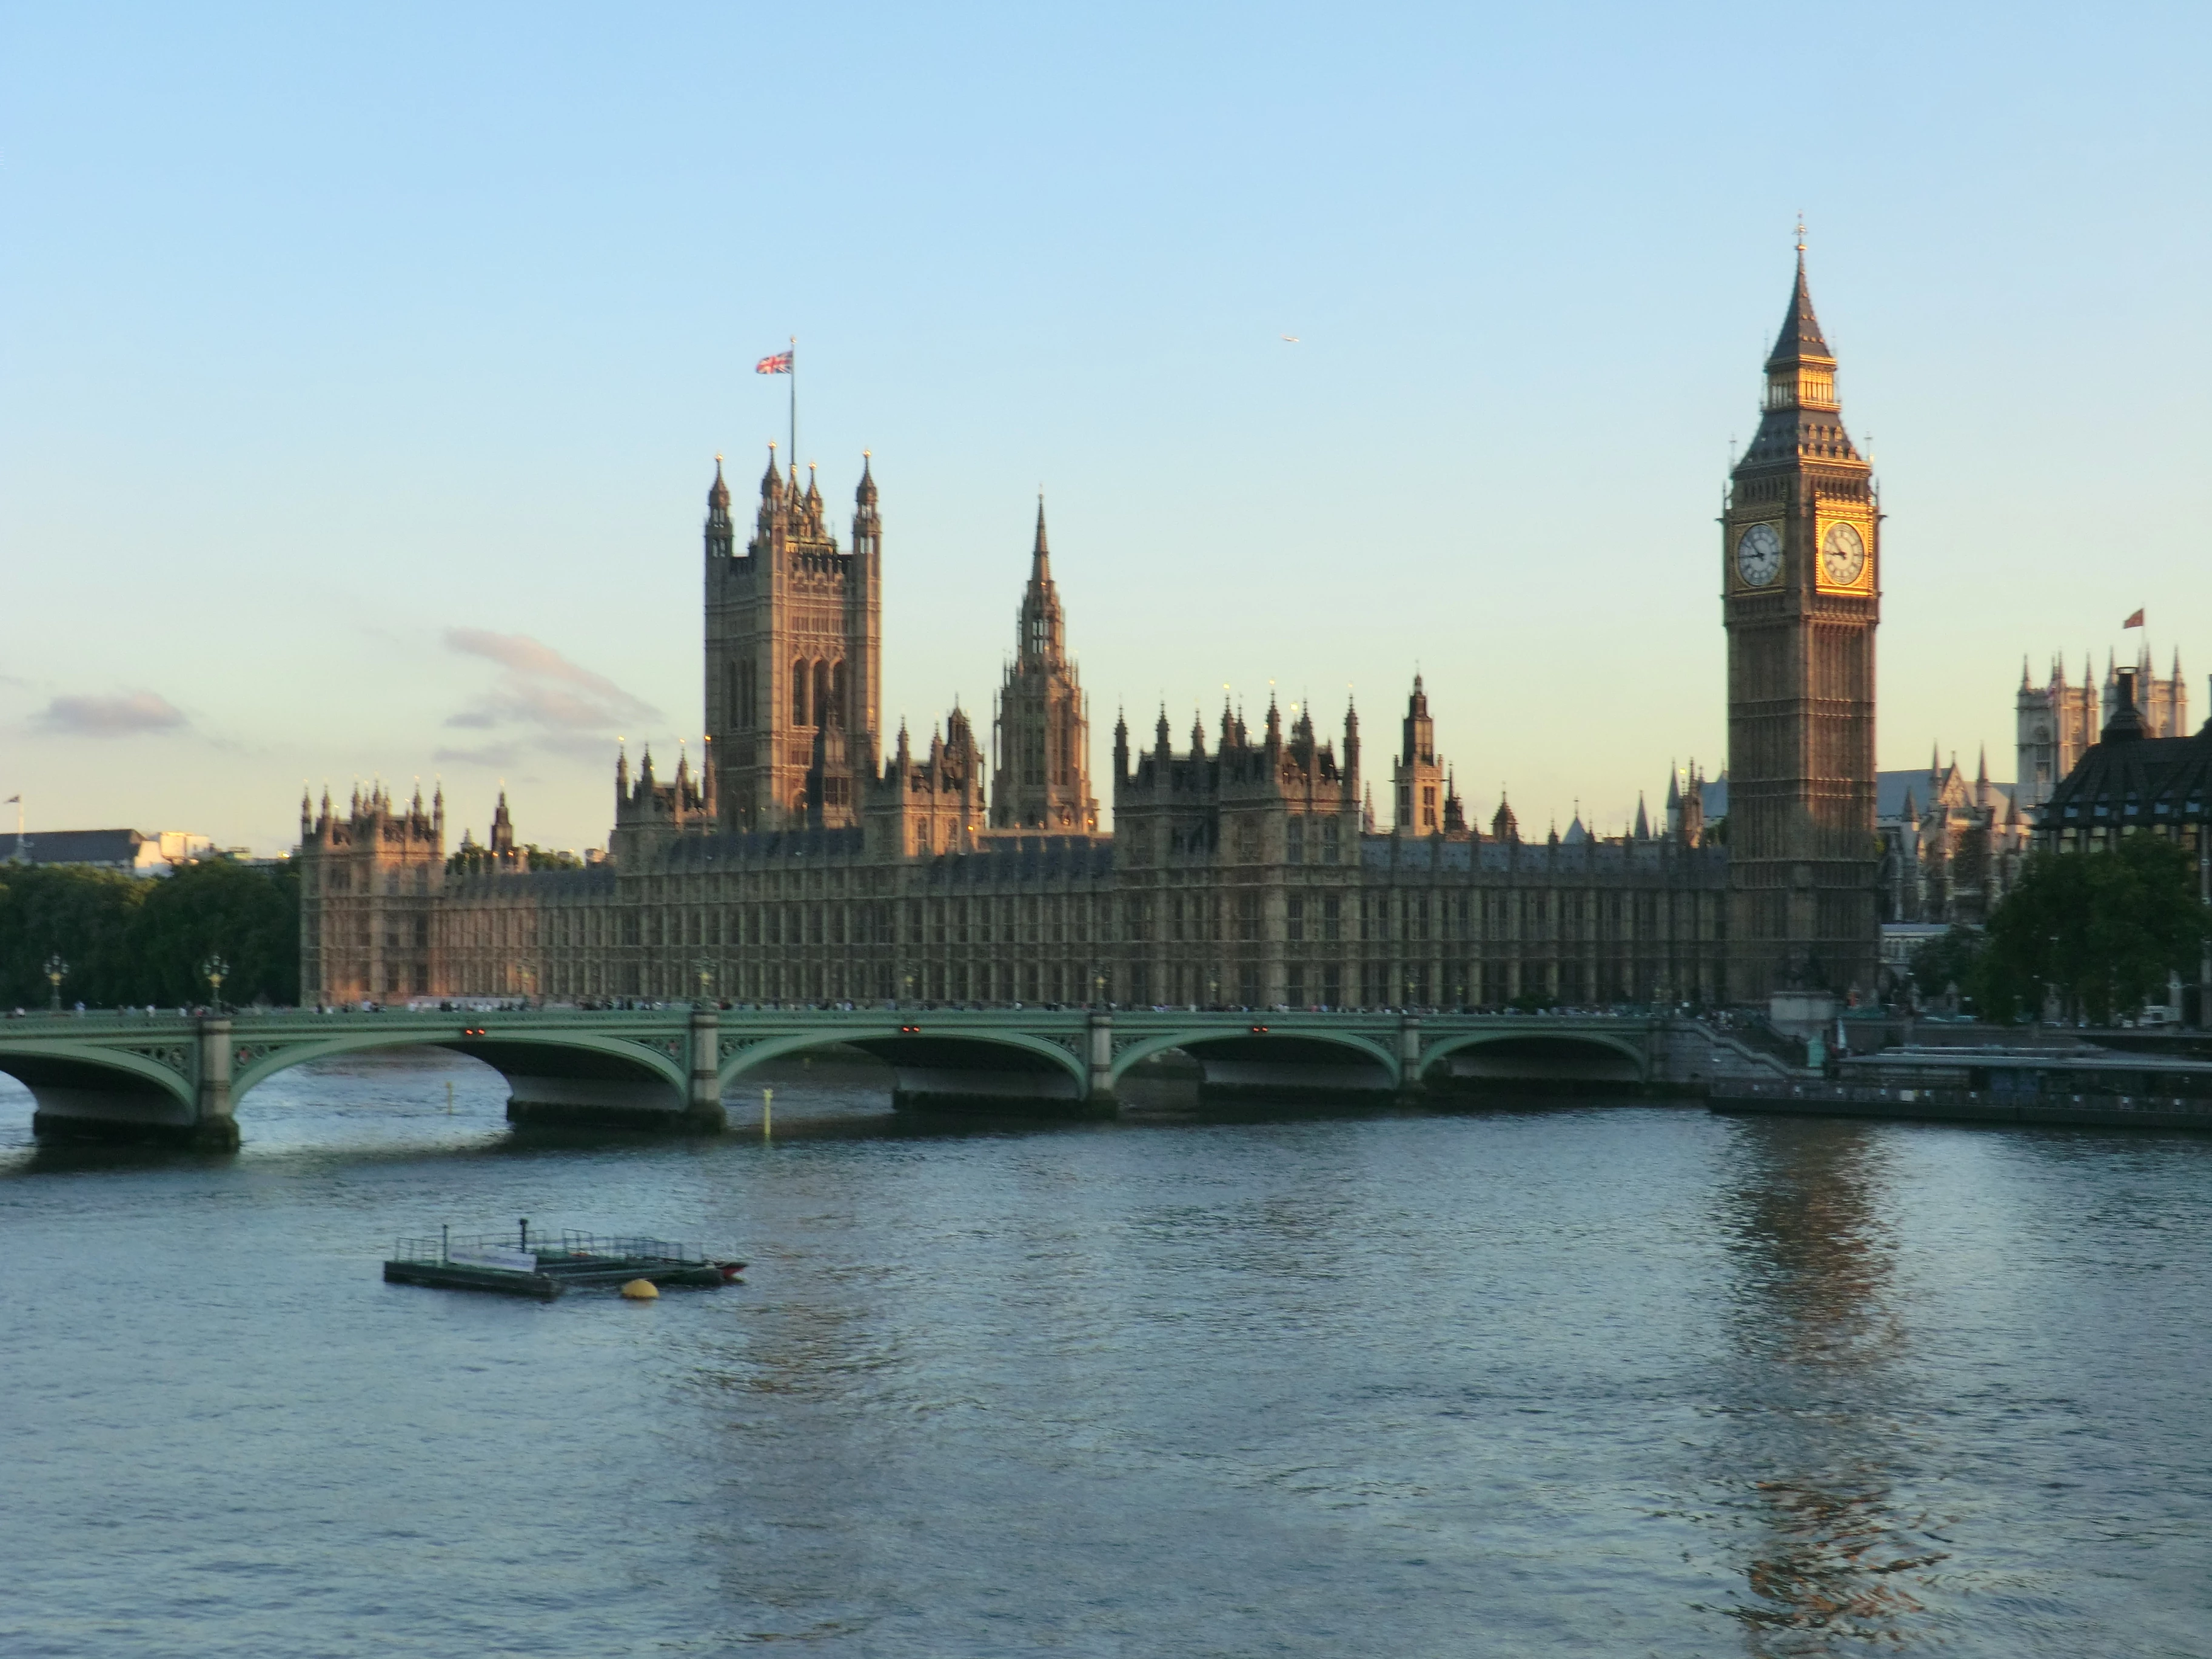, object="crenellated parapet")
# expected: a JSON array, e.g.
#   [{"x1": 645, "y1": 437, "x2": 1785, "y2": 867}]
[
  {"x1": 296, "y1": 780, "x2": 447, "y2": 1003},
  {"x1": 609, "y1": 743, "x2": 714, "y2": 866},
  {"x1": 706, "y1": 447, "x2": 882, "y2": 832},
  {"x1": 866, "y1": 706, "x2": 989, "y2": 859}
]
